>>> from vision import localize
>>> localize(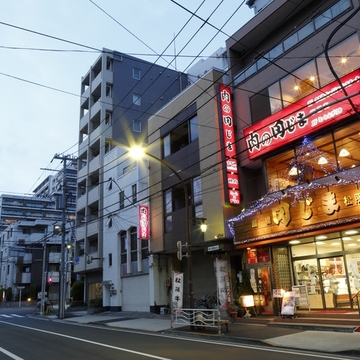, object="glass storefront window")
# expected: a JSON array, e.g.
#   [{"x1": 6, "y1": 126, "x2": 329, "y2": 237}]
[
  {"x1": 342, "y1": 229, "x2": 360, "y2": 251},
  {"x1": 345, "y1": 252, "x2": 360, "y2": 296},
  {"x1": 316, "y1": 233, "x2": 342, "y2": 254},
  {"x1": 291, "y1": 238, "x2": 316, "y2": 257},
  {"x1": 317, "y1": 33, "x2": 360, "y2": 87},
  {"x1": 280, "y1": 60, "x2": 318, "y2": 107},
  {"x1": 334, "y1": 120, "x2": 360, "y2": 170}
]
